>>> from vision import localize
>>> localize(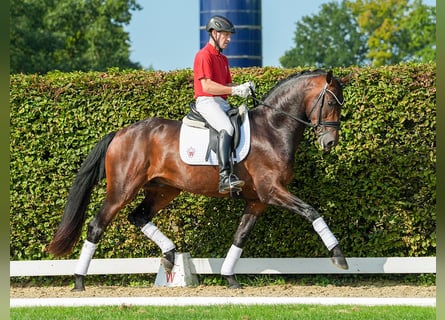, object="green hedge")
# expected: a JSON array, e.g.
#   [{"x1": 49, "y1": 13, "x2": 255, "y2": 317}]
[{"x1": 9, "y1": 64, "x2": 436, "y2": 262}]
